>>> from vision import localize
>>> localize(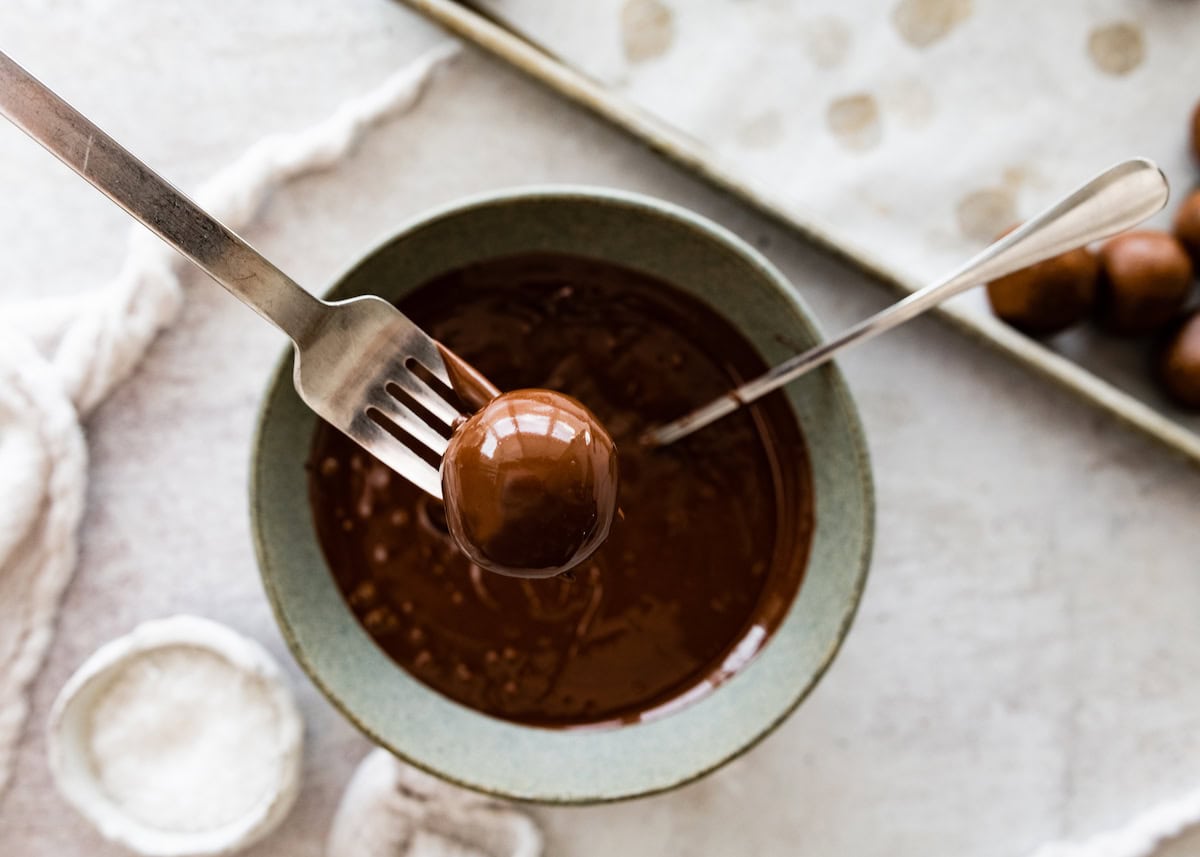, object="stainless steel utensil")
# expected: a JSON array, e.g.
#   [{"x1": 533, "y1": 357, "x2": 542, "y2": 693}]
[
  {"x1": 645, "y1": 158, "x2": 1170, "y2": 446},
  {"x1": 0, "y1": 50, "x2": 496, "y2": 498}
]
